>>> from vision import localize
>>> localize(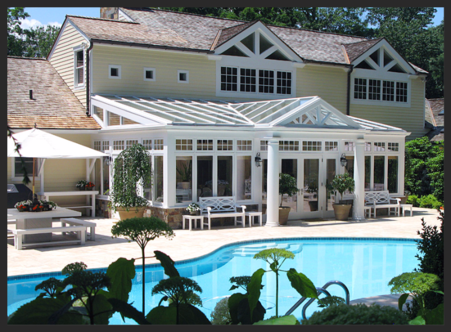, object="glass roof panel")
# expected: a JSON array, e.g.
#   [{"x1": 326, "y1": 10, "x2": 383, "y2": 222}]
[{"x1": 253, "y1": 99, "x2": 301, "y2": 123}]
